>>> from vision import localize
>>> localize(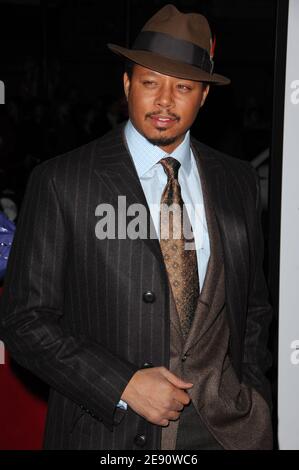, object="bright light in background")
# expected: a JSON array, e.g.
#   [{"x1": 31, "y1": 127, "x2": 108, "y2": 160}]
[
  {"x1": 0, "y1": 80, "x2": 4, "y2": 104},
  {"x1": 0, "y1": 341, "x2": 4, "y2": 365}
]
